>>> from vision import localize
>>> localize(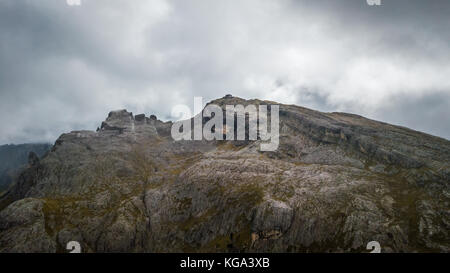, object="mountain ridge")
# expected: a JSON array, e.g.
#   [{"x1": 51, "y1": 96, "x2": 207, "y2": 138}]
[{"x1": 0, "y1": 95, "x2": 448, "y2": 252}]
